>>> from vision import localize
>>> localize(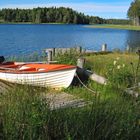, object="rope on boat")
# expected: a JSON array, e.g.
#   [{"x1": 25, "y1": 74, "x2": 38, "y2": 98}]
[{"x1": 75, "y1": 73, "x2": 98, "y2": 95}]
